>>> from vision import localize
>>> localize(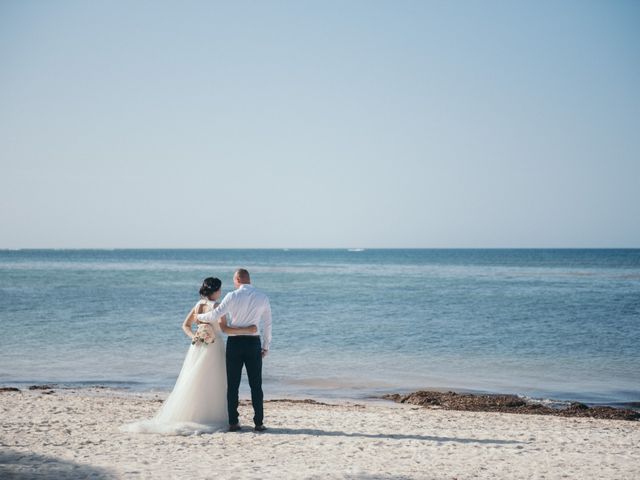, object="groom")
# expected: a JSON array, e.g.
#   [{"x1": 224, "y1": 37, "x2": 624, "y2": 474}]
[{"x1": 196, "y1": 268, "x2": 272, "y2": 432}]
